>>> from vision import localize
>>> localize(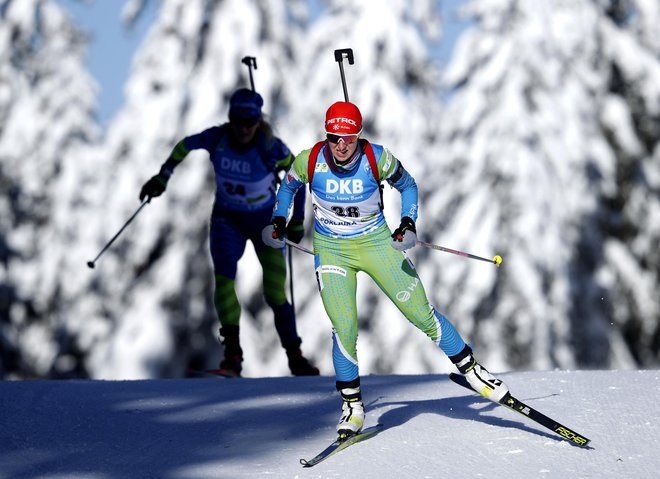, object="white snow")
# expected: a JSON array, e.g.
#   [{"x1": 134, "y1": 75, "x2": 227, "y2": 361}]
[{"x1": 1, "y1": 370, "x2": 659, "y2": 478}]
